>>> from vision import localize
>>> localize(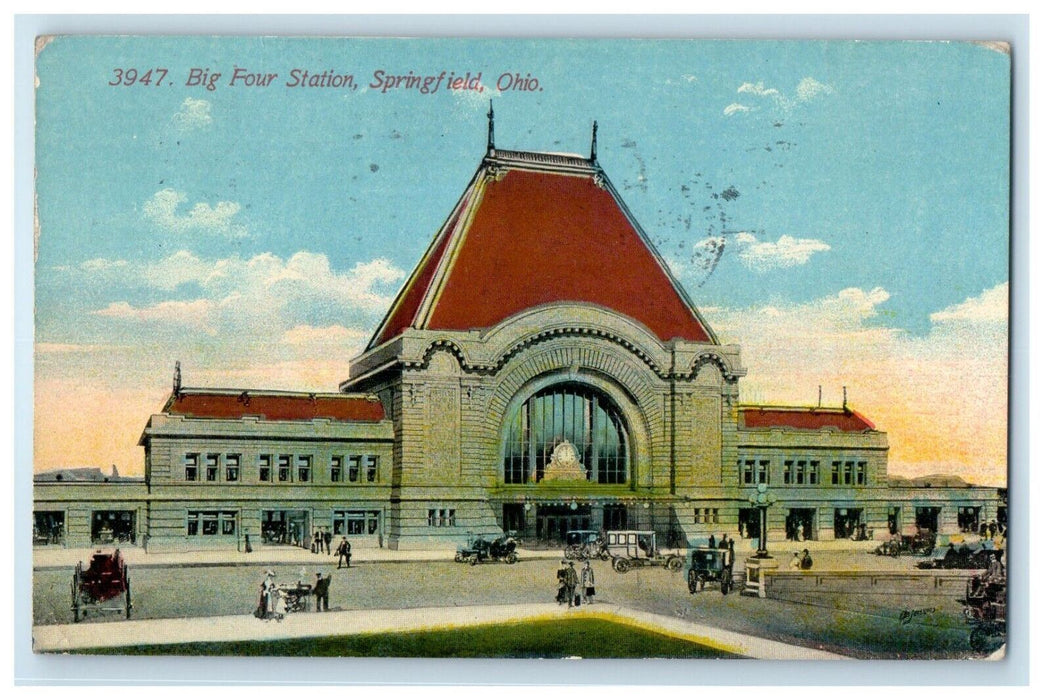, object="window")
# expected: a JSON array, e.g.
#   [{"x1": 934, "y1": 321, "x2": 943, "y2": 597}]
[
  {"x1": 258, "y1": 454, "x2": 272, "y2": 482},
  {"x1": 330, "y1": 455, "x2": 343, "y2": 482},
  {"x1": 502, "y1": 382, "x2": 629, "y2": 484},
  {"x1": 808, "y1": 461, "x2": 819, "y2": 485},
  {"x1": 206, "y1": 453, "x2": 219, "y2": 481},
  {"x1": 758, "y1": 460, "x2": 769, "y2": 484},
  {"x1": 278, "y1": 455, "x2": 291, "y2": 482},
  {"x1": 694, "y1": 507, "x2": 719, "y2": 524},
  {"x1": 184, "y1": 453, "x2": 199, "y2": 481},
  {"x1": 297, "y1": 455, "x2": 312, "y2": 482},
  {"x1": 187, "y1": 511, "x2": 236, "y2": 536},
  {"x1": 784, "y1": 460, "x2": 793, "y2": 484},
  {"x1": 784, "y1": 460, "x2": 807, "y2": 485},
  {"x1": 347, "y1": 456, "x2": 360, "y2": 482},
  {"x1": 334, "y1": 510, "x2": 380, "y2": 535},
  {"x1": 831, "y1": 461, "x2": 842, "y2": 485},
  {"x1": 365, "y1": 456, "x2": 378, "y2": 483},
  {"x1": 427, "y1": 508, "x2": 456, "y2": 527},
  {"x1": 742, "y1": 459, "x2": 755, "y2": 485},
  {"x1": 844, "y1": 461, "x2": 855, "y2": 485},
  {"x1": 857, "y1": 461, "x2": 867, "y2": 485},
  {"x1": 225, "y1": 454, "x2": 240, "y2": 482}
]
